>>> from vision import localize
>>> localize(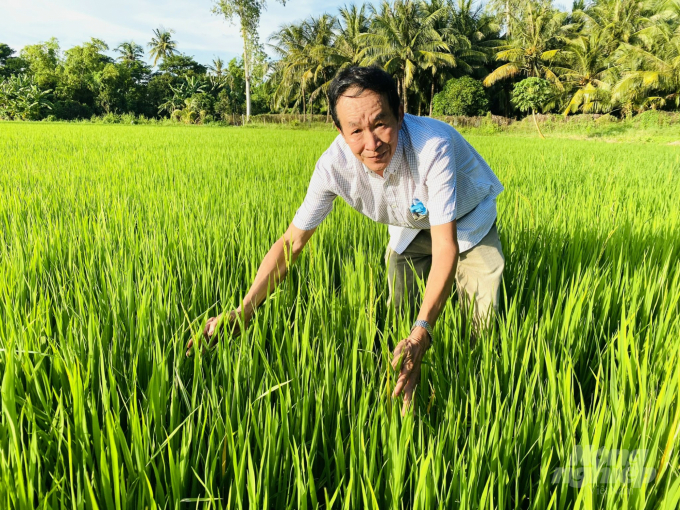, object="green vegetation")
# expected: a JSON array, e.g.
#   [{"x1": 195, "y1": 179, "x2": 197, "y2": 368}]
[
  {"x1": 4, "y1": 1, "x2": 680, "y2": 123},
  {"x1": 451, "y1": 110, "x2": 680, "y2": 144},
  {"x1": 0, "y1": 123, "x2": 678, "y2": 508},
  {"x1": 432, "y1": 76, "x2": 489, "y2": 116},
  {"x1": 0, "y1": 35, "x2": 268, "y2": 124},
  {"x1": 0, "y1": 74, "x2": 53, "y2": 120},
  {"x1": 512, "y1": 77, "x2": 554, "y2": 138}
]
